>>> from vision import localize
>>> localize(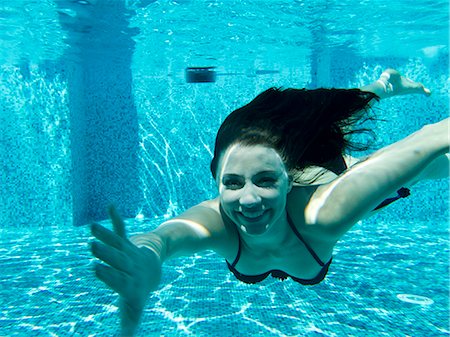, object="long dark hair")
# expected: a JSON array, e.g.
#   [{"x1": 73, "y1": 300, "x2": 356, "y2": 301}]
[{"x1": 210, "y1": 87, "x2": 378, "y2": 181}]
